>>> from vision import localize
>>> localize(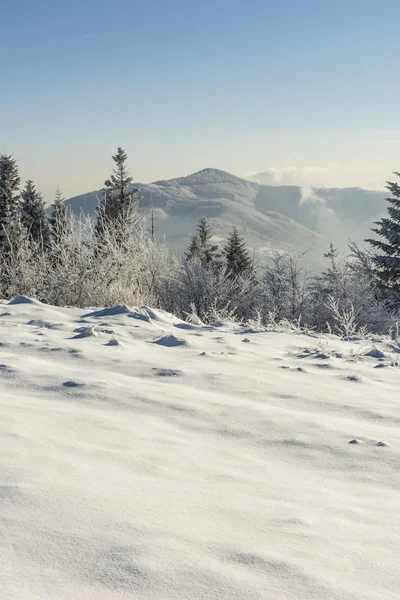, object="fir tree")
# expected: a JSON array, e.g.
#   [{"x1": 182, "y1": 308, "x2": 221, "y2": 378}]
[
  {"x1": 186, "y1": 218, "x2": 221, "y2": 268},
  {"x1": 0, "y1": 154, "x2": 22, "y2": 253},
  {"x1": 96, "y1": 147, "x2": 140, "y2": 239},
  {"x1": 186, "y1": 233, "x2": 203, "y2": 262},
  {"x1": 151, "y1": 207, "x2": 156, "y2": 242},
  {"x1": 197, "y1": 217, "x2": 220, "y2": 264},
  {"x1": 319, "y1": 243, "x2": 343, "y2": 294},
  {"x1": 49, "y1": 189, "x2": 71, "y2": 247},
  {"x1": 223, "y1": 227, "x2": 253, "y2": 278},
  {"x1": 366, "y1": 173, "x2": 400, "y2": 300},
  {"x1": 21, "y1": 180, "x2": 50, "y2": 249}
]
